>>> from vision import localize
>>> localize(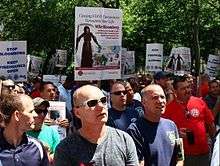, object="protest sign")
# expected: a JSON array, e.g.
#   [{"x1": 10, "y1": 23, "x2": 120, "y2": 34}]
[
  {"x1": 0, "y1": 41, "x2": 27, "y2": 81},
  {"x1": 43, "y1": 75, "x2": 67, "y2": 87},
  {"x1": 145, "y1": 43, "x2": 163, "y2": 72},
  {"x1": 74, "y1": 7, "x2": 122, "y2": 80},
  {"x1": 28, "y1": 55, "x2": 44, "y2": 75},
  {"x1": 166, "y1": 47, "x2": 191, "y2": 75},
  {"x1": 205, "y1": 54, "x2": 220, "y2": 79},
  {"x1": 122, "y1": 50, "x2": 135, "y2": 79},
  {"x1": 55, "y1": 49, "x2": 67, "y2": 68},
  {"x1": 48, "y1": 101, "x2": 66, "y2": 140}
]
